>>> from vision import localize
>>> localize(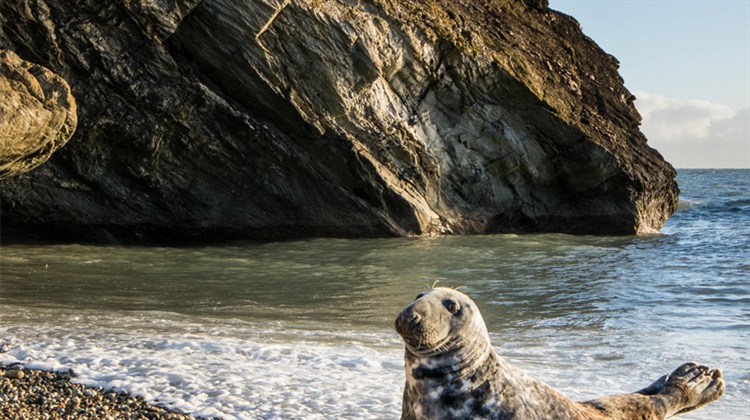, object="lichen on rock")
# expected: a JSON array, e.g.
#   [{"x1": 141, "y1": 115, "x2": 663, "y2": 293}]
[{"x1": 0, "y1": 0, "x2": 678, "y2": 243}]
